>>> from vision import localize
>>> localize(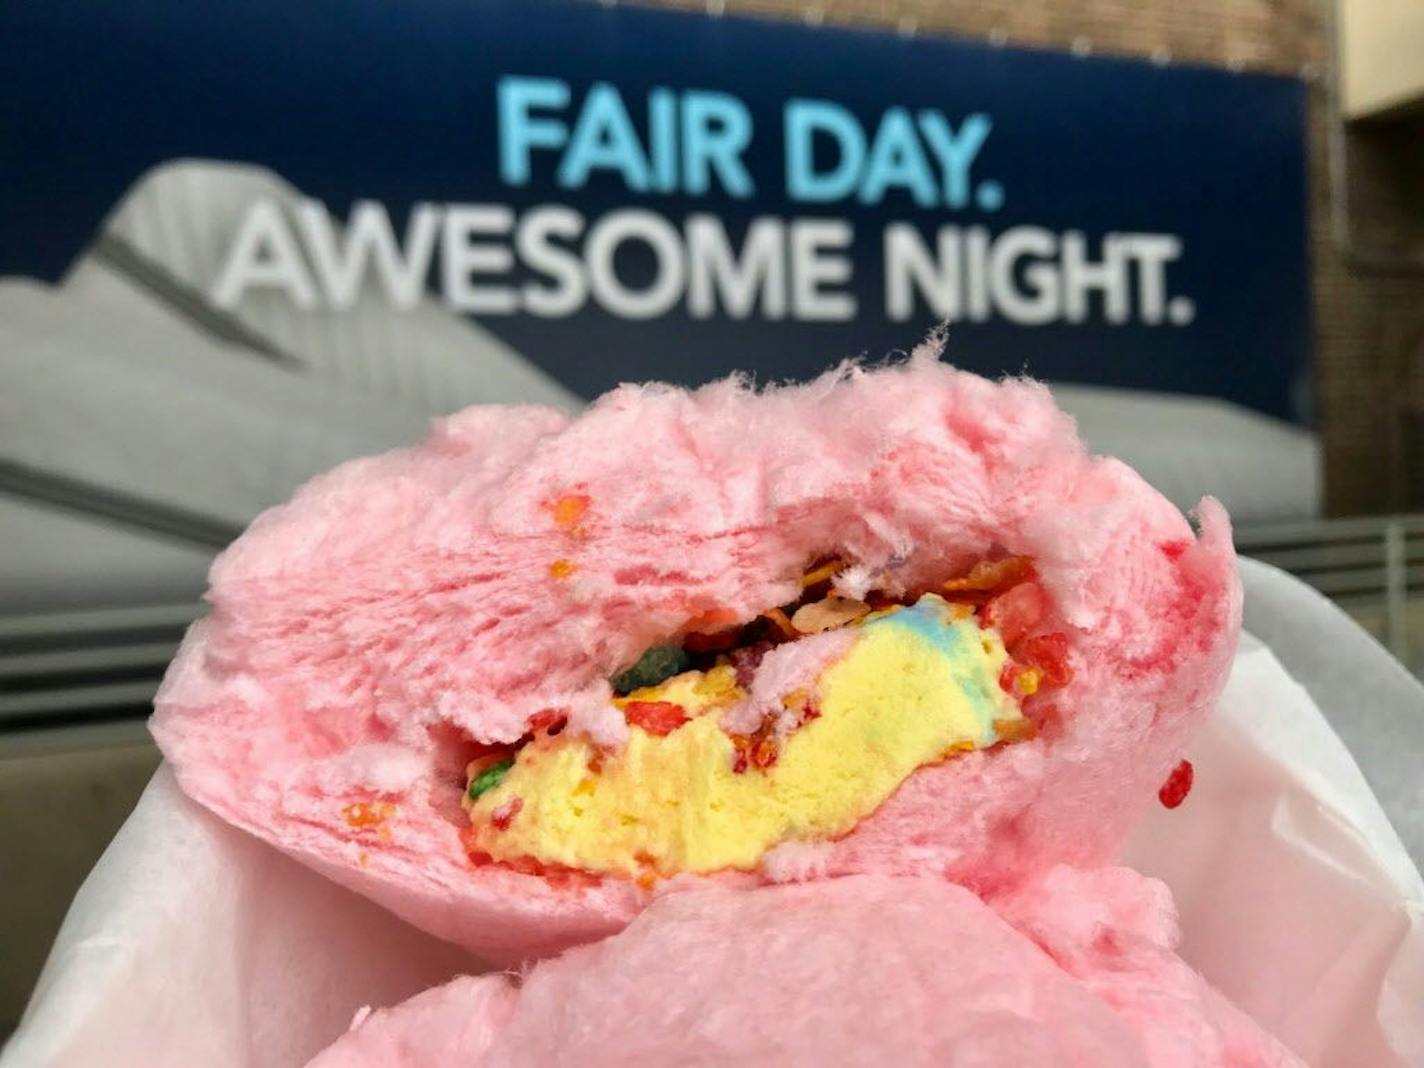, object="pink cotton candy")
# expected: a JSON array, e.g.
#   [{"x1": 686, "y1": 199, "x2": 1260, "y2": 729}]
[
  {"x1": 151, "y1": 347, "x2": 1240, "y2": 963},
  {"x1": 305, "y1": 877, "x2": 1300, "y2": 1068},
  {"x1": 309, "y1": 974, "x2": 517, "y2": 1067},
  {"x1": 719, "y1": 627, "x2": 853, "y2": 736},
  {"x1": 991, "y1": 867, "x2": 1305, "y2": 1068}
]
